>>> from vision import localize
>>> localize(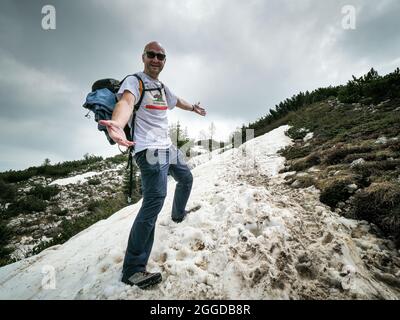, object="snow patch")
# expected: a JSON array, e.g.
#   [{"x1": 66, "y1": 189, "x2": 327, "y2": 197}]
[{"x1": 49, "y1": 166, "x2": 123, "y2": 186}]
